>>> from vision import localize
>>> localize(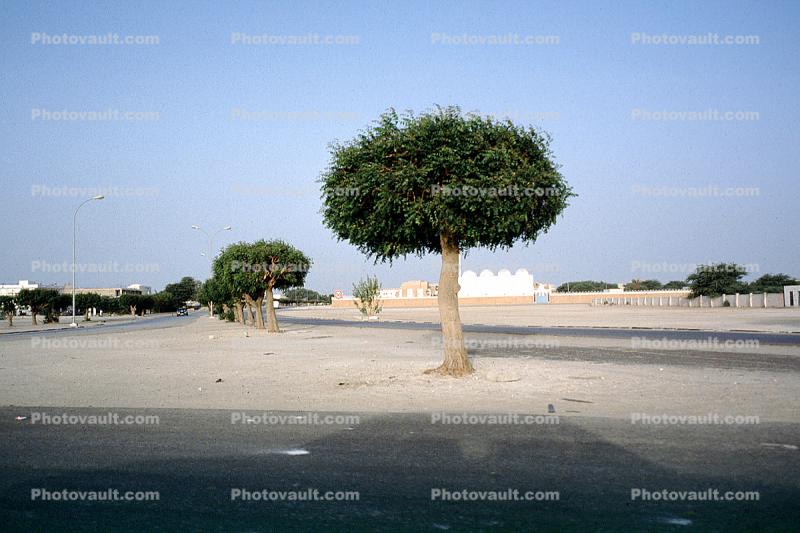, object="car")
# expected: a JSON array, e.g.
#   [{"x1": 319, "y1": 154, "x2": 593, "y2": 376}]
[{"x1": 176, "y1": 307, "x2": 188, "y2": 316}]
